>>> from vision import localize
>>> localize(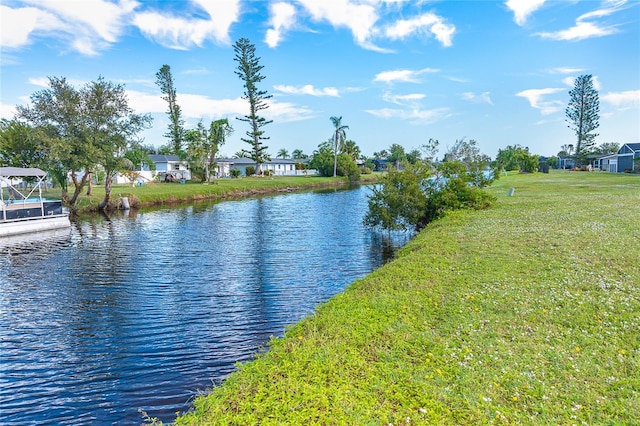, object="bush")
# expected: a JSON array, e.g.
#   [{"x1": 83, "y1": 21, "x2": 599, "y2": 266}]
[
  {"x1": 365, "y1": 160, "x2": 496, "y2": 232},
  {"x1": 245, "y1": 166, "x2": 255, "y2": 176},
  {"x1": 337, "y1": 154, "x2": 361, "y2": 182},
  {"x1": 229, "y1": 168, "x2": 241, "y2": 178},
  {"x1": 539, "y1": 162, "x2": 550, "y2": 173}
]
